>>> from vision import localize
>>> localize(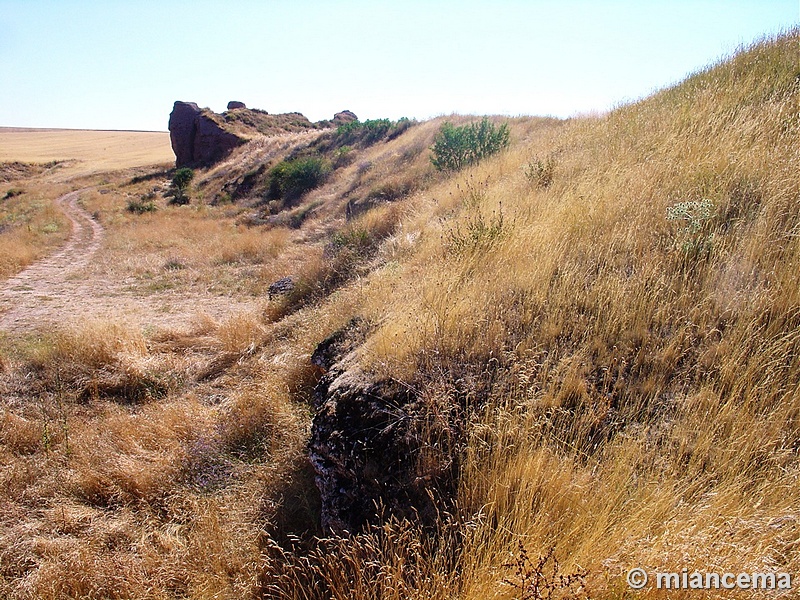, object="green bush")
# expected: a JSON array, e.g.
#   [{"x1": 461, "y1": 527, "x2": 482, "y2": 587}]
[
  {"x1": 666, "y1": 198, "x2": 716, "y2": 258},
  {"x1": 267, "y1": 156, "x2": 331, "y2": 202},
  {"x1": 168, "y1": 167, "x2": 194, "y2": 205},
  {"x1": 430, "y1": 118, "x2": 510, "y2": 172},
  {"x1": 173, "y1": 168, "x2": 194, "y2": 190},
  {"x1": 127, "y1": 194, "x2": 157, "y2": 214},
  {"x1": 331, "y1": 226, "x2": 372, "y2": 253},
  {"x1": 388, "y1": 116, "x2": 413, "y2": 140},
  {"x1": 333, "y1": 118, "x2": 413, "y2": 147}
]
